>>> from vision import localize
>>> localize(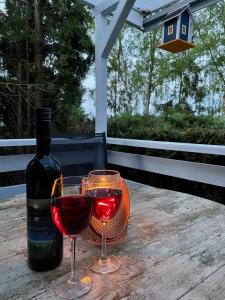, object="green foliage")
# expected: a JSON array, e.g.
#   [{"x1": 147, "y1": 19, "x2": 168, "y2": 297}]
[
  {"x1": 108, "y1": 111, "x2": 225, "y2": 145},
  {"x1": 0, "y1": 0, "x2": 94, "y2": 137},
  {"x1": 108, "y1": 26, "x2": 164, "y2": 115}
]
